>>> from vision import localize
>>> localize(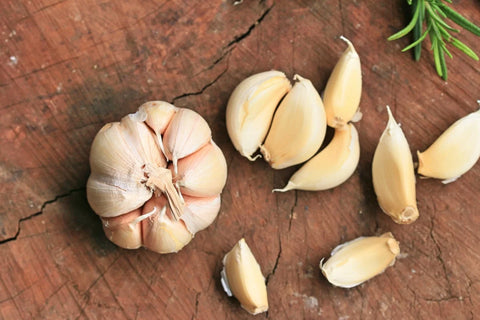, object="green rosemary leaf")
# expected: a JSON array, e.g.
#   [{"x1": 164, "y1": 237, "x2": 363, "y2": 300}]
[
  {"x1": 440, "y1": 3, "x2": 480, "y2": 36},
  {"x1": 438, "y1": 47, "x2": 448, "y2": 80},
  {"x1": 450, "y1": 37, "x2": 480, "y2": 60},
  {"x1": 431, "y1": 36, "x2": 443, "y2": 77},
  {"x1": 412, "y1": 0, "x2": 425, "y2": 60},
  {"x1": 403, "y1": 26, "x2": 430, "y2": 52},
  {"x1": 388, "y1": 1, "x2": 421, "y2": 40},
  {"x1": 428, "y1": 8, "x2": 459, "y2": 33}
]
